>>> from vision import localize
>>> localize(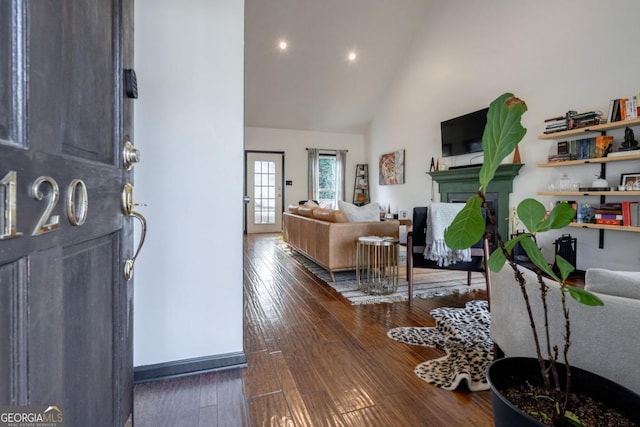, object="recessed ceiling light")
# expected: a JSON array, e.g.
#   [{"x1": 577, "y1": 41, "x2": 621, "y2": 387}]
[
  {"x1": 278, "y1": 40, "x2": 288, "y2": 51},
  {"x1": 347, "y1": 51, "x2": 357, "y2": 62}
]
